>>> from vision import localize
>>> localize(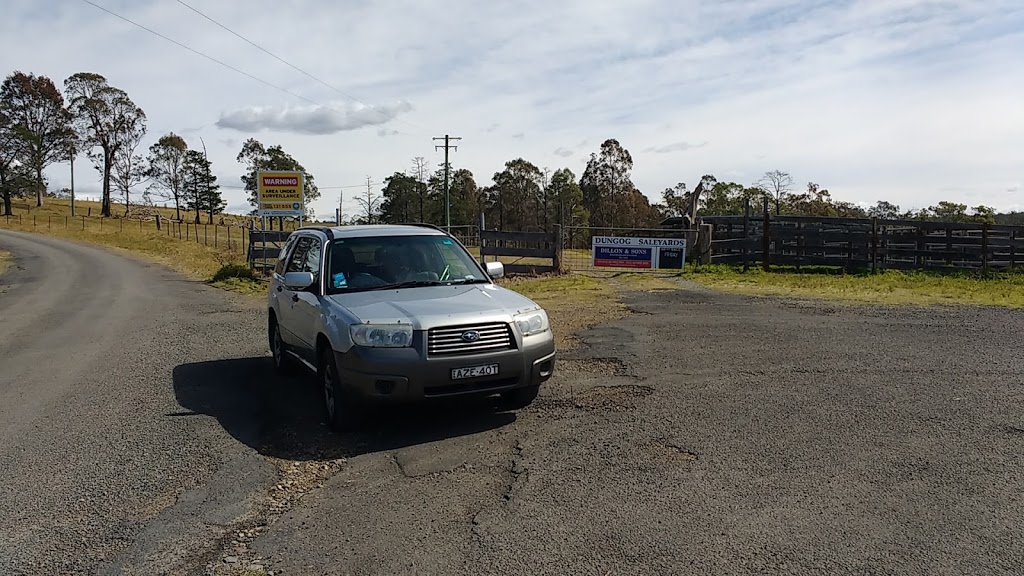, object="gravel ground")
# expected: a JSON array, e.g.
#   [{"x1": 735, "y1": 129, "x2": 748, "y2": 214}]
[
  {"x1": 3, "y1": 229, "x2": 1023, "y2": 575},
  {"x1": 244, "y1": 283, "x2": 1024, "y2": 575}
]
